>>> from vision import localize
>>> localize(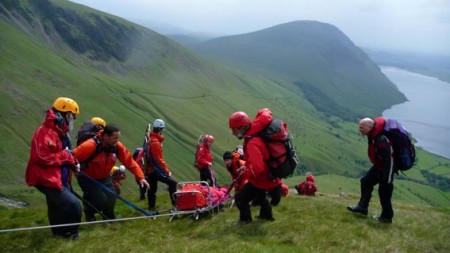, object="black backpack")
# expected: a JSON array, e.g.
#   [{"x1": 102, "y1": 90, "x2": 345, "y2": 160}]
[
  {"x1": 255, "y1": 119, "x2": 299, "y2": 179},
  {"x1": 383, "y1": 119, "x2": 416, "y2": 172},
  {"x1": 76, "y1": 121, "x2": 102, "y2": 146}
]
